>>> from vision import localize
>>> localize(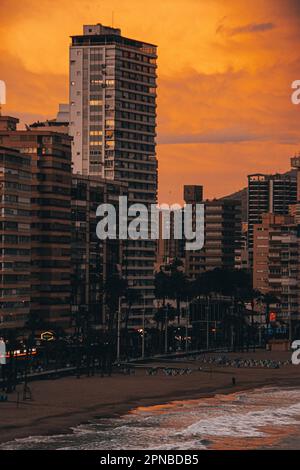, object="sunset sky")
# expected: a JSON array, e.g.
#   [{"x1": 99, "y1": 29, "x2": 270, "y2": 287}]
[{"x1": 1, "y1": 0, "x2": 300, "y2": 202}]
